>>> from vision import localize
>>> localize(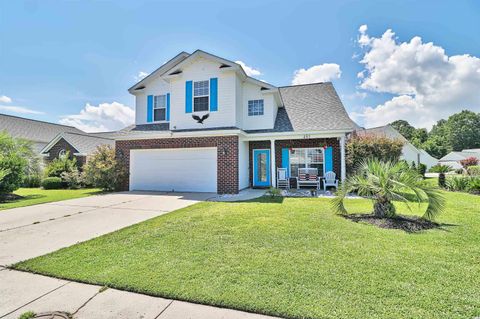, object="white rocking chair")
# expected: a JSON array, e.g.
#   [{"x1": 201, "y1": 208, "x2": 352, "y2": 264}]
[
  {"x1": 322, "y1": 171, "x2": 338, "y2": 191},
  {"x1": 277, "y1": 168, "x2": 289, "y2": 189}
]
